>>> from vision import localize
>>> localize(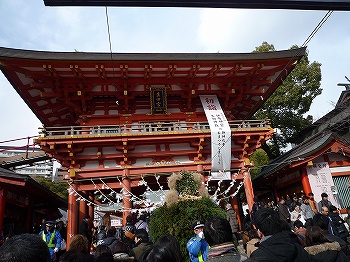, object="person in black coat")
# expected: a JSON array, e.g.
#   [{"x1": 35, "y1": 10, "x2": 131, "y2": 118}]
[
  {"x1": 0, "y1": 234, "x2": 51, "y2": 262},
  {"x1": 277, "y1": 198, "x2": 291, "y2": 225},
  {"x1": 79, "y1": 215, "x2": 92, "y2": 246},
  {"x1": 125, "y1": 215, "x2": 135, "y2": 234},
  {"x1": 101, "y1": 228, "x2": 119, "y2": 253},
  {"x1": 312, "y1": 213, "x2": 347, "y2": 254},
  {"x1": 304, "y1": 225, "x2": 349, "y2": 262},
  {"x1": 317, "y1": 192, "x2": 333, "y2": 212},
  {"x1": 250, "y1": 208, "x2": 312, "y2": 262},
  {"x1": 328, "y1": 205, "x2": 349, "y2": 240}
]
